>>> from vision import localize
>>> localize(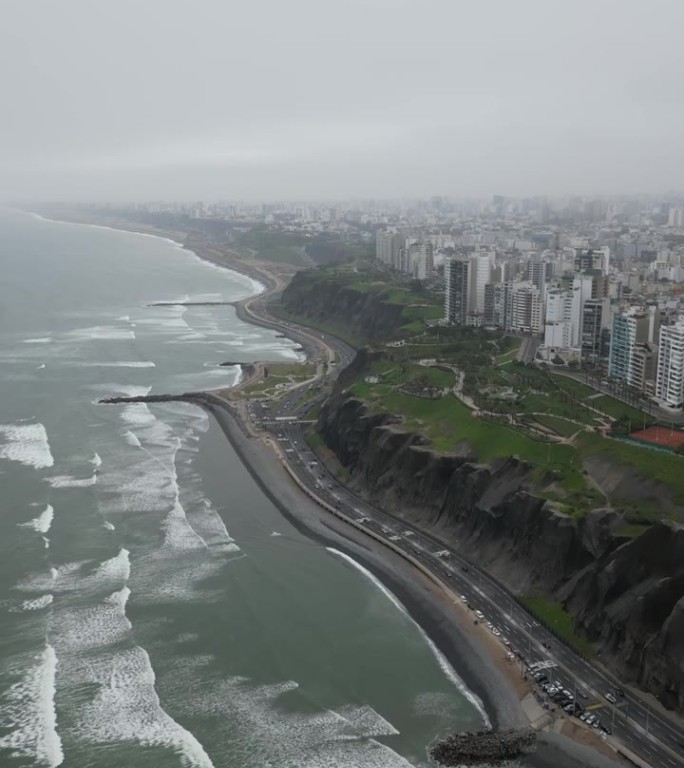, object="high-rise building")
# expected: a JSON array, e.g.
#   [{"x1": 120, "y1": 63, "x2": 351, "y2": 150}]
[
  {"x1": 655, "y1": 320, "x2": 684, "y2": 410},
  {"x1": 609, "y1": 307, "x2": 660, "y2": 387},
  {"x1": 667, "y1": 207, "x2": 684, "y2": 228},
  {"x1": 508, "y1": 282, "x2": 543, "y2": 334},
  {"x1": 375, "y1": 231, "x2": 404, "y2": 269},
  {"x1": 468, "y1": 253, "x2": 492, "y2": 315},
  {"x1": 580, "y1": 298, "x2": 609, "y2": 364},
  {"x1": 408, "y1": 241, "x2": 434, "y2": 281},
  {"x1": 484, "y1": 282, "x2": 510, "y2": 328},
  {"x1": 525, "y1": 258, "x2": 553, "y2": 300},
  {"x1": 444, "y1": 257, "x2": 470, "y2": 325},
  {"x1": 544, "y1": 283, "x2": 582, "y2": 349}
]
